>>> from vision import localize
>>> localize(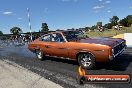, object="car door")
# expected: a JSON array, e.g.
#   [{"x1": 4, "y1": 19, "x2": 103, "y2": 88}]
[
  {"x1": 48, "y1": 33, "x2": 69, "y2": 58},
  {"x1": 39, "y1": 34, "x2": 54, "y2": 56}
]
